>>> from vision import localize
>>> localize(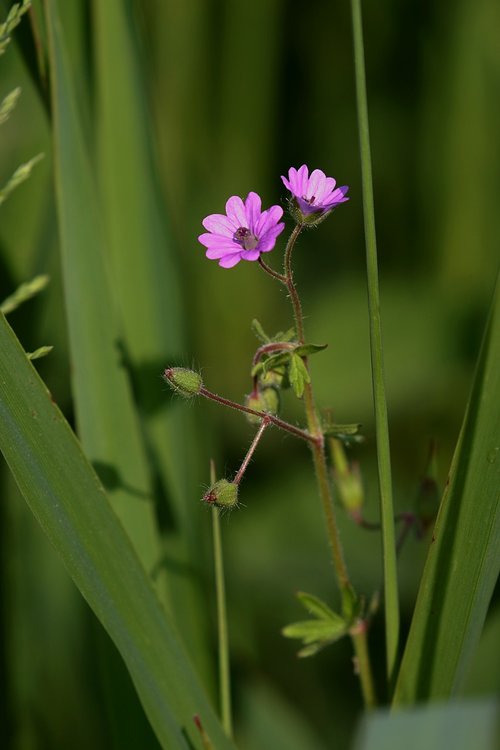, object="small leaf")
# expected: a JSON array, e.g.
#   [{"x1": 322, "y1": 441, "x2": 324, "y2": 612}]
[
  {"x1": 271, "y1": 326, "x2": 296, "y2": 343},
  {"x1": 294, "y1": 342, "x2": 328, "y2": 357},
  {"x1": 0, "y1": 0, "x2": 31, "y2": 55},
  {"x1": 251, "y1": 318, "x2": 270, "y2": 343},
  {"x1": 296, "y1": 591, "x2": 344, "y2": 623},
  {"x1": 341, "y1": 584, "x2": 362, "y2": 623},
  {"x1": 27, "y1": 345, "x2": 53, "y2": 360},
  {"x1": 0, "y1": 153, "x2": 45, "y2": 206},
  {"x1": 322, "y1": 420, "x2": 363, "y2": 439},
  {"x1": 289, "y1": 353, "x2": 311, "y2": 399},
  {"x1": 1, "y1": 274, "x2": 50, "y2": 315},
  {"x1": 0, "y1": 86, "x2": 21, "y2": 125},
  {"x1": 282, "y1": 619, "x2": 347, "y2": 645}
]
